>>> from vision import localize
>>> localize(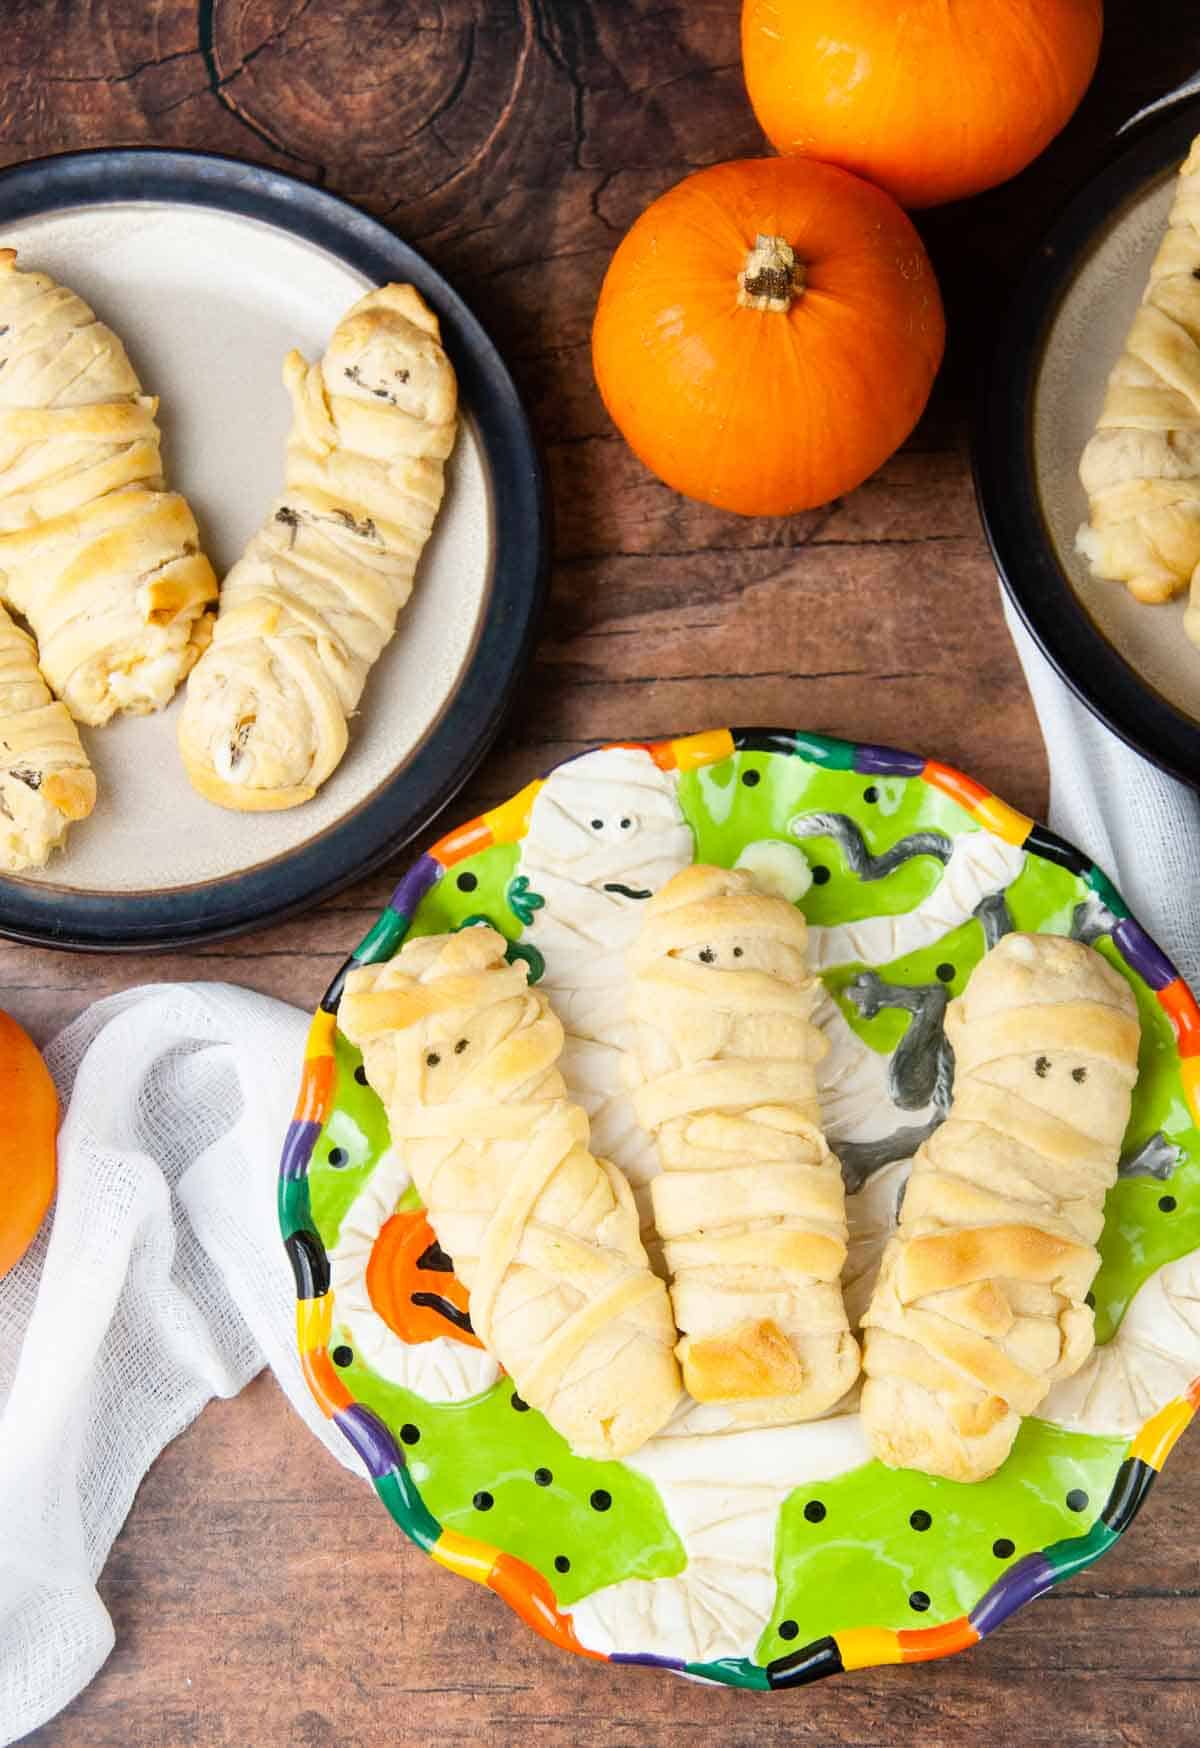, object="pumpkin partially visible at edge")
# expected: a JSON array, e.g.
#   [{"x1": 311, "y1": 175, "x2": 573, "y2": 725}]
[
  {"x1": 591, "y1": 156, "x2": 945, "y2": 517},
  {"x1": 0, "y1": 1008, "x2": 57, "y2": 1278},
  {"x1": 742, "y1": 0, "x2": 1104, "y2": 211}
]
